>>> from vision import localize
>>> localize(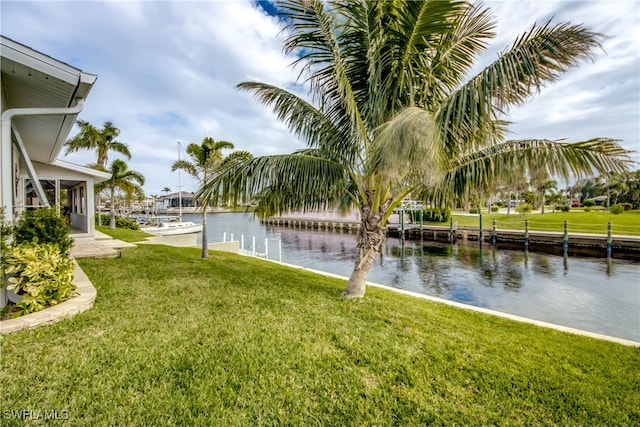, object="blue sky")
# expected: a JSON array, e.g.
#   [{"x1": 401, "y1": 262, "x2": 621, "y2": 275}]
[{"x1": 2, "y1": 0, "x2": 638, "y2": 195}]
